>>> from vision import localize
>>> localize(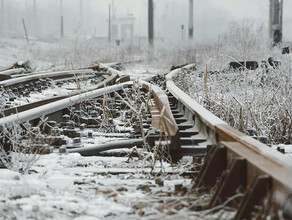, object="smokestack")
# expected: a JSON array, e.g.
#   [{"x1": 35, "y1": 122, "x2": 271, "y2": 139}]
[{"x1": 60, "y1": 0, "x2": 63, "y2": 16}]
